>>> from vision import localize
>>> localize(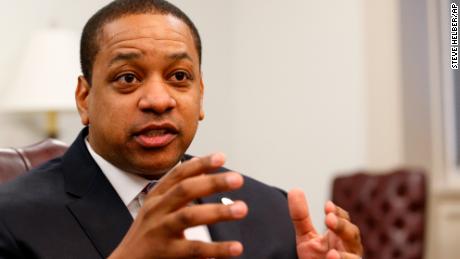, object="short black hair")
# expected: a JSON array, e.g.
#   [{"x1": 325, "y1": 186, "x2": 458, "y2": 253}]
[{"x1": 80, "y1": 0, "x2": 202, "y2": 84}]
